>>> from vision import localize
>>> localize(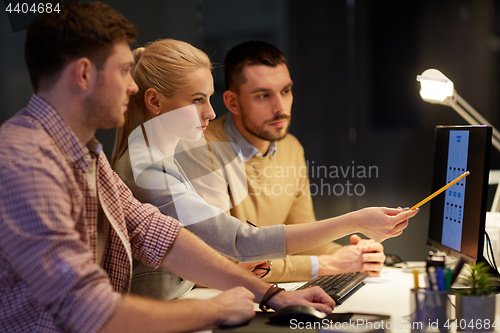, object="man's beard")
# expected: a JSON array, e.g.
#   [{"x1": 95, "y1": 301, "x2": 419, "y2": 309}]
[
  {"x1": 82, "y1": 77, "x2": 124, "y2": 130},
  {"x1": 240, "y1": 109, "x2": 291, "y2": 142}
]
